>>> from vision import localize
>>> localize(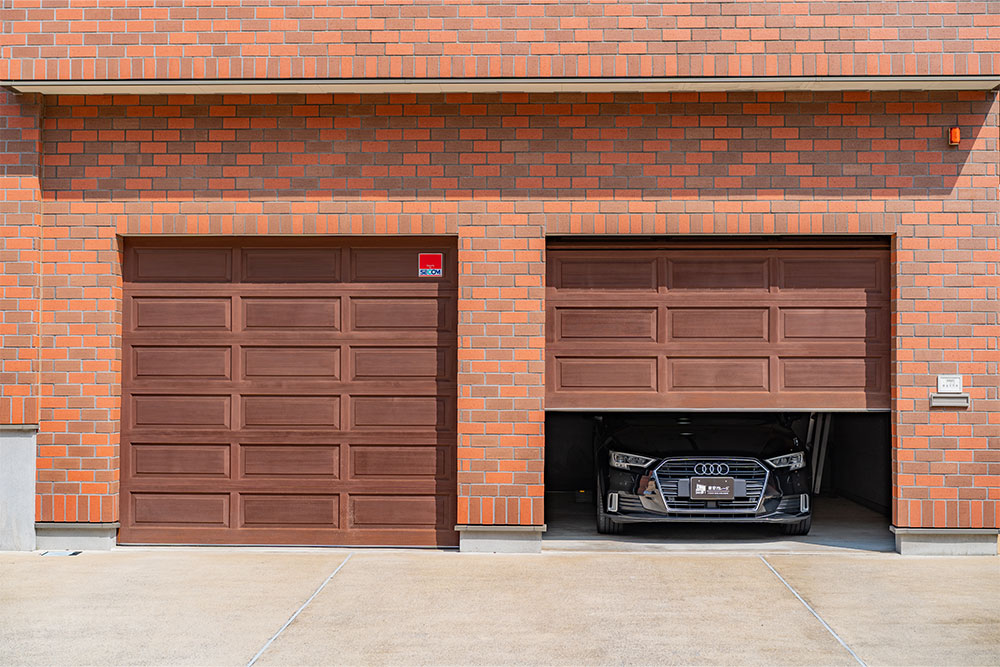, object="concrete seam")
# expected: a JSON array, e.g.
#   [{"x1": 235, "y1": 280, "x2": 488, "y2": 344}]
[
  {"x1": 759, "y1": 556, "x2": 866, "y2": 667},
  {"x1": 245, "y1": 553, "x2": 353, "y2": 667}
]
